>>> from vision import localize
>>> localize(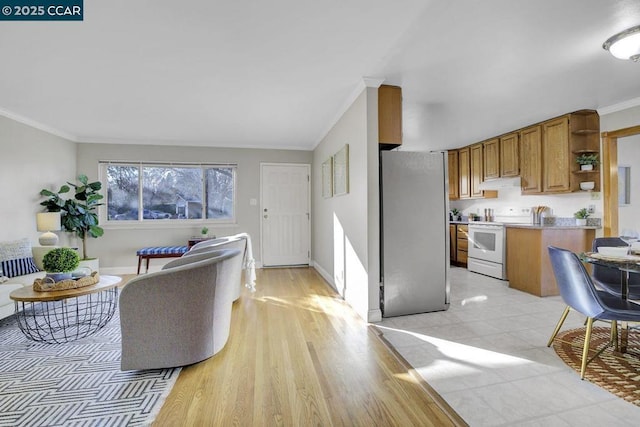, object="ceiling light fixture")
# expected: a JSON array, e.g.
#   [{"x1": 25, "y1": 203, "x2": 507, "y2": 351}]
[{"x1": 603, "y1": 25, "x2": 640, "y2": 61}]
